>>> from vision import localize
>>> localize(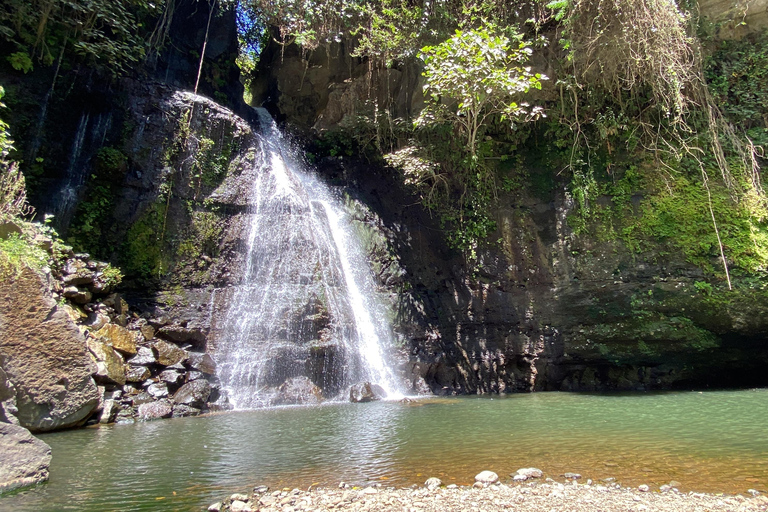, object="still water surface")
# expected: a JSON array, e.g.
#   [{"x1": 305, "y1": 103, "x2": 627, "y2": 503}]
[{"x1": 3, "y1": 390, "x2": 768, "y2": 511}]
